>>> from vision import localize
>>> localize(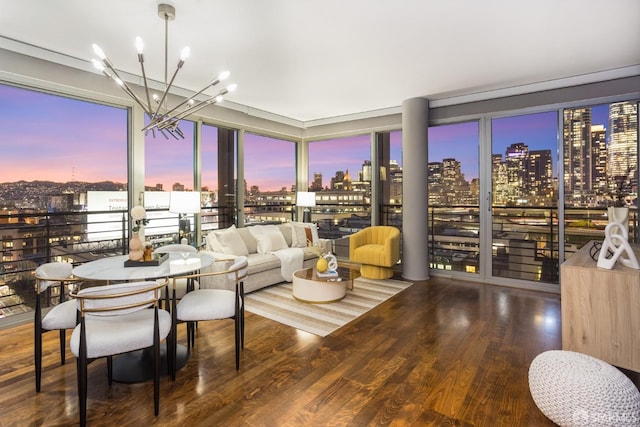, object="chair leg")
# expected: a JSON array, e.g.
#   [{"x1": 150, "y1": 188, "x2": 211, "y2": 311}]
[
  {"x1": 153, "y1": 307, "x2": 160, "y2": 416},
  {"x1": 77, "y1": 357, "x2": 88, "y2": 427},
  {"x1": 188, "y1": 322, "x2": 195, "y2": 348},
  {"x1": 107, "y1": 356, "x2": 113, "y2": 385},
  {"x1": 59, "y1": 329, "x2": 66, "y2": 365},
  {"x1": 35, "y1": 331, "x2": 42, "y2": 392},
  {"x1": 241, "y1": 305, "x2": 245, "y2": 349},
  {"x1": 78, "y1": 324, "x2": 88, "y2": 427},
  {"x1": 235, "y1": 315, "x2": 240, "y2": 371},
  {"x1": 240, "y1": 282, "x2": 245, "y2": 349},
  {"x1": 172, "y1": 328, "x2": 177, "y2": 381}
]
